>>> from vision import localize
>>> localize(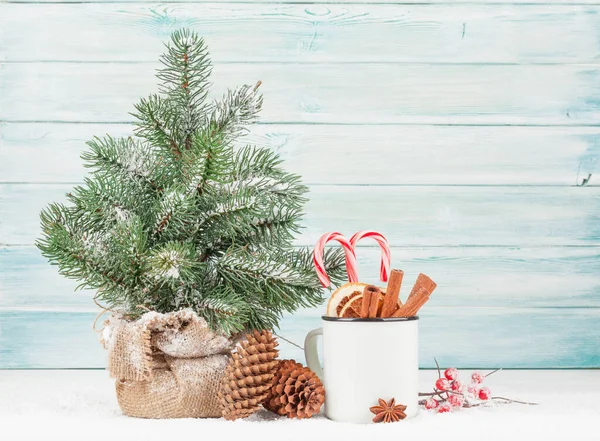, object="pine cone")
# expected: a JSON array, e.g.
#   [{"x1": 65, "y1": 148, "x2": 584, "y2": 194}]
[
  {"x1": 219, "y1": 329, "x2": 279, "y2": 420},
  {"x1": 263, "y1": 359, "x2": 303, "y2": 414},
  {"x1": 264, "y1": 360, "x2": 325, "y2": 419}
]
